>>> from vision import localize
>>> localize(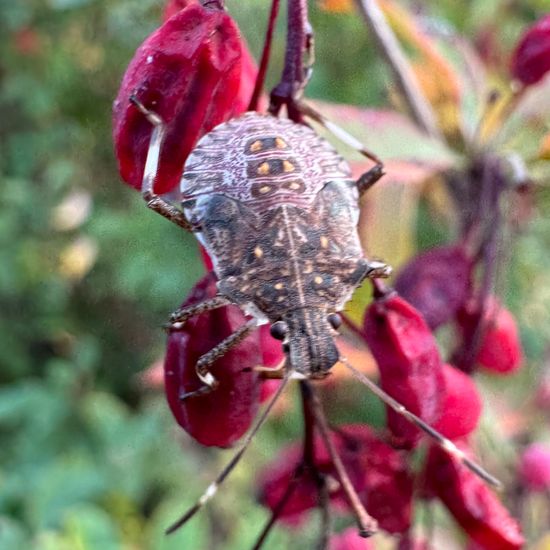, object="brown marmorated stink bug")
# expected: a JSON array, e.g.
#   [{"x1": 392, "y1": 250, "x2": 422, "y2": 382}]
[{"x1": 129, "y1": 95, "x2": 500, "y2": 537}]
